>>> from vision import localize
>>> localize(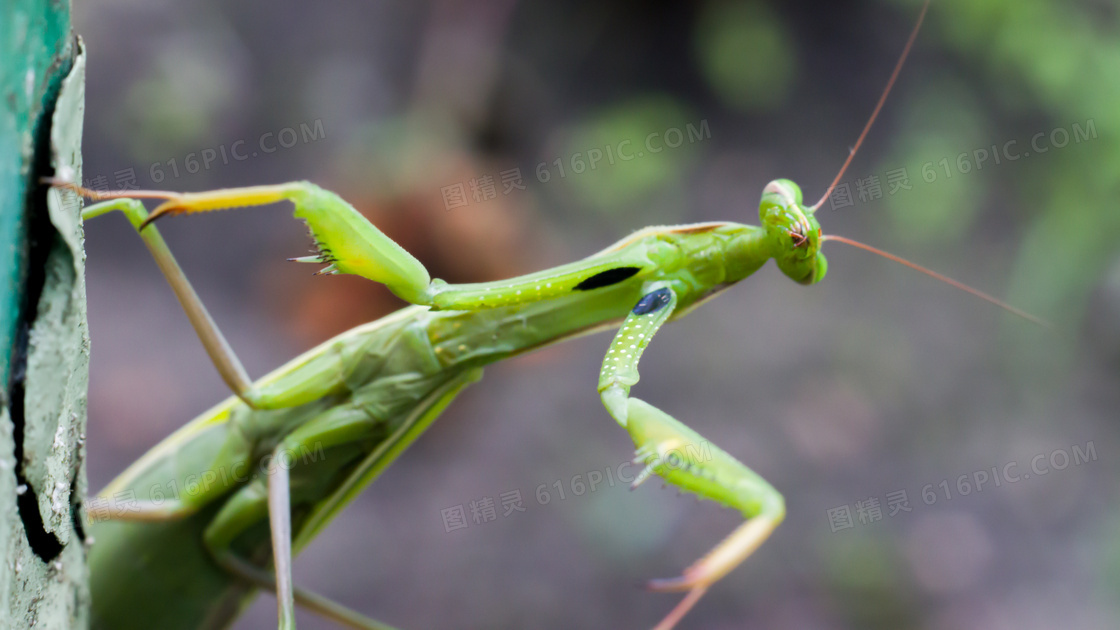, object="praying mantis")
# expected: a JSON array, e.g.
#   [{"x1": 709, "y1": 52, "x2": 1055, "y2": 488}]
[{"x1": 65, "y1": 2, "x2": 1041, "y2": 628}]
